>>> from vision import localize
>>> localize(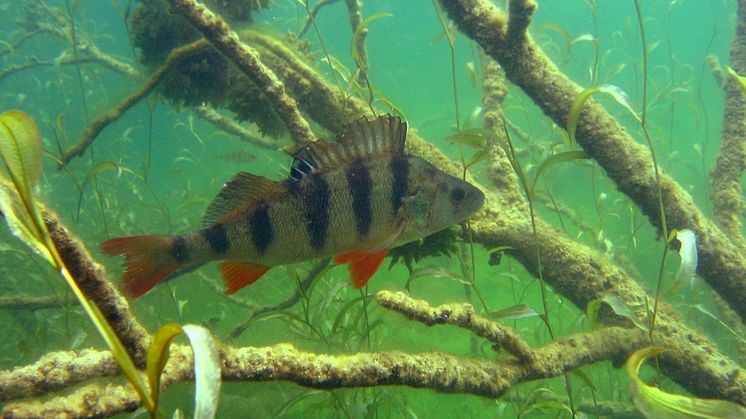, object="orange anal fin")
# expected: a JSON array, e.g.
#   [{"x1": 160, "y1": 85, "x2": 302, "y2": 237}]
[
  {"x1": 219, "y1": 260, "x2": 271, "y2": 294},
  {"x1": 101, "y1": 235, "x2": 179, "y2": 299},
  {"x1": 334, "y1": 249, "x2": 388, "y2": 288}
]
